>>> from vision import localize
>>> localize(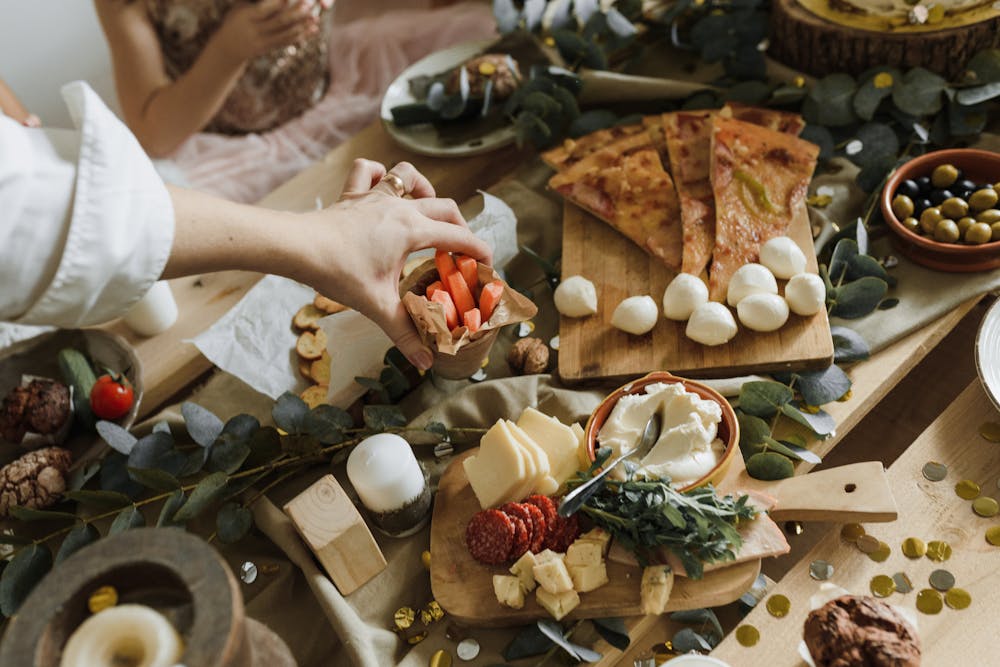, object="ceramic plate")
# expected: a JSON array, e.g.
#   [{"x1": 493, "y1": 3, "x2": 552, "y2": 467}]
[
  {"x1": 976, "y1": 298, "x2": 1000, "y2": 413},
  {"x1": 380, "y1": 39, "x2": 517, "y2": 158}
]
